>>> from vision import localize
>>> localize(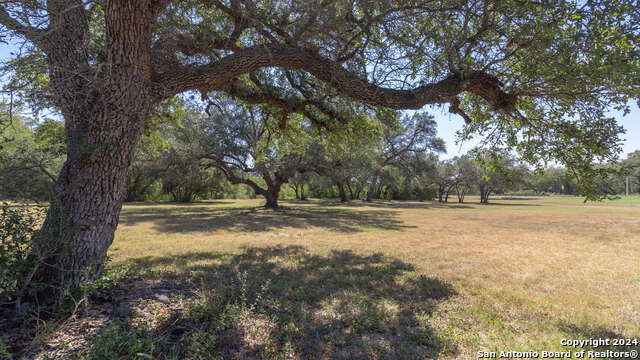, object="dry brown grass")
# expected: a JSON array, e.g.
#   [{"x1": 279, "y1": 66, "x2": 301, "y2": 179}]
[{"x1": 20, "y1": 196, "x2": 640, "y2": 359}]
